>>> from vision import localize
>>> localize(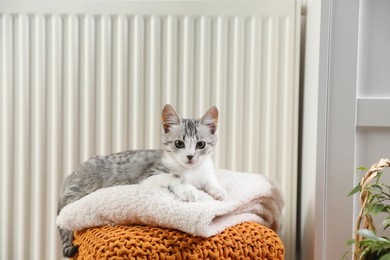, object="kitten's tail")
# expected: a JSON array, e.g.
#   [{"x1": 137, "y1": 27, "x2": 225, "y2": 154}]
[{"x1": 59, "y1": 228, "x2": 79, "y2": 258}]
